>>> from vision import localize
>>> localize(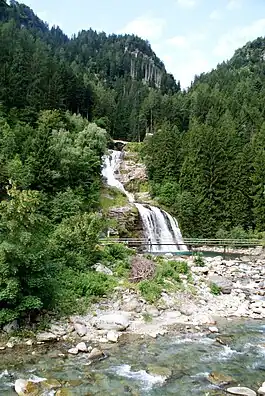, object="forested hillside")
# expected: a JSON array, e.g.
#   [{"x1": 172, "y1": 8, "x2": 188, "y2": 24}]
[
  {"x1": 144, "y1": 37, "x2": 265, "y2": 238},
  {"x1": 0, "y1": 0, "x2": 179, "y2": 141}
]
